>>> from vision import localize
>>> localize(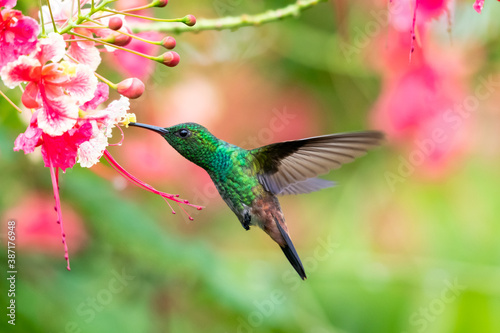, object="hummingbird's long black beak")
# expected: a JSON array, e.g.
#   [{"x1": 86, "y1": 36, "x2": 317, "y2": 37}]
[{"x1": 128, "y1": 122, "x2": 169, "y2": 135}]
